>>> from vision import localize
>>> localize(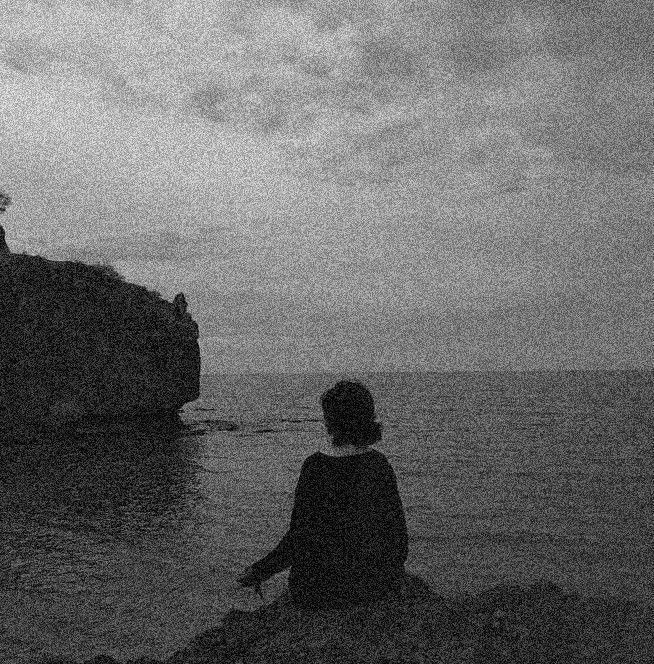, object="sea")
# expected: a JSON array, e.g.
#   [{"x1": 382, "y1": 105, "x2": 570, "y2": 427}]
[{"x1": 1, "y1": 371, "x2": 653, "y2": 663}]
